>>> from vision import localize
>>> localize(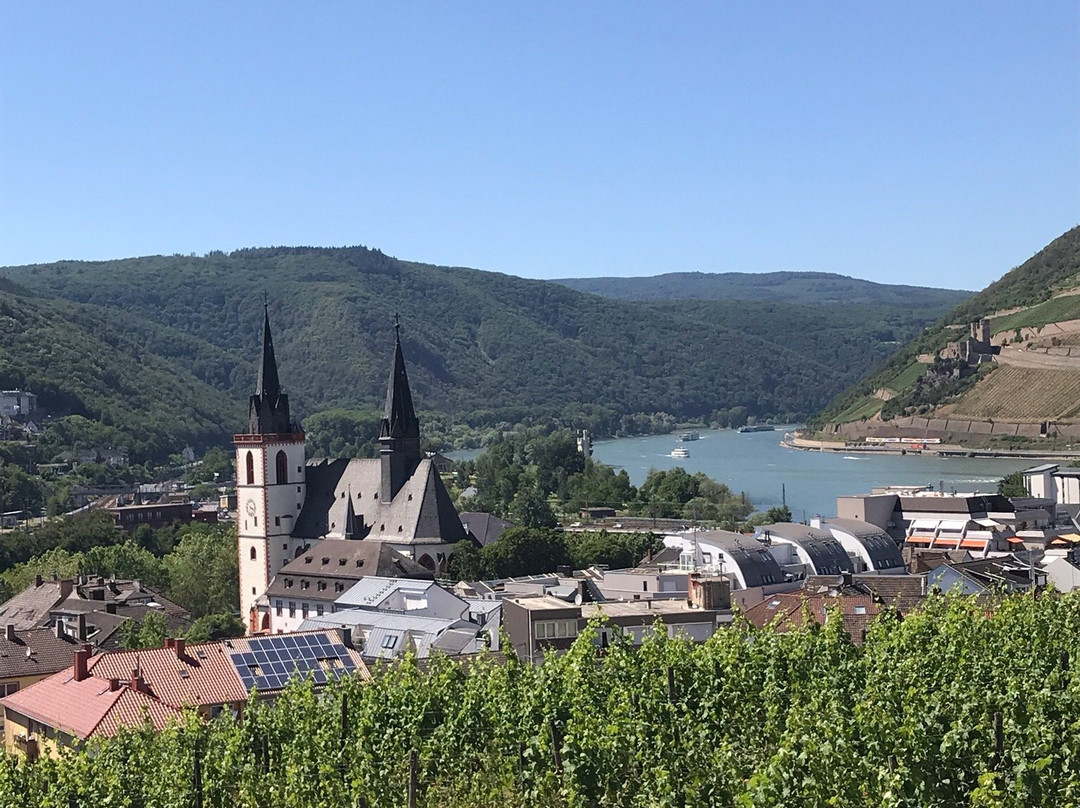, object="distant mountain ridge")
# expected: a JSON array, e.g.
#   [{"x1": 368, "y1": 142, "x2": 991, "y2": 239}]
[
  {"x1": 2, "y1": 247, "x2": 976, "y2": 461},
  {"x1": 554, "y1": 270, "x2": 972, "y2": 307}
]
